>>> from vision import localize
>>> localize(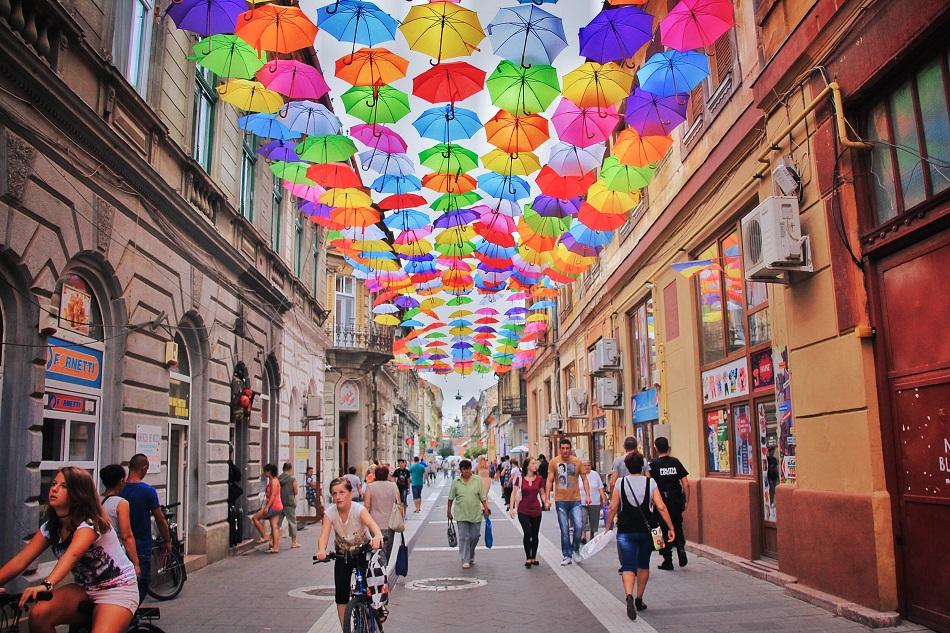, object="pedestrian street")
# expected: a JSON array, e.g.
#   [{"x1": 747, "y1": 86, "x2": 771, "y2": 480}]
[{"x1": 152, "y1": 481, "x2": 932, "y2": 633}]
